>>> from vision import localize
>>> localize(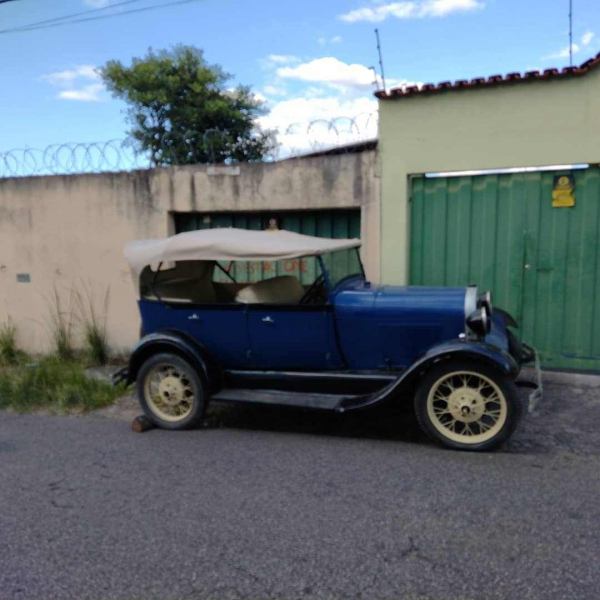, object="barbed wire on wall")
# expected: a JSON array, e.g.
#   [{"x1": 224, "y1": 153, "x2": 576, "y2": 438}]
[{"x1": 0, "y1": 113, "x2": 378, "y2": 178}]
